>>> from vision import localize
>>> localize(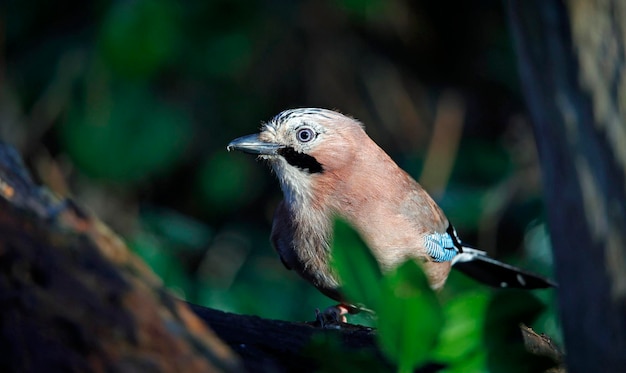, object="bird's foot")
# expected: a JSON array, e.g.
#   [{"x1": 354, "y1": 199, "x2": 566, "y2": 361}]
[{"x1": 314, "y1": 304, "x2": 359, "y2": 328}]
